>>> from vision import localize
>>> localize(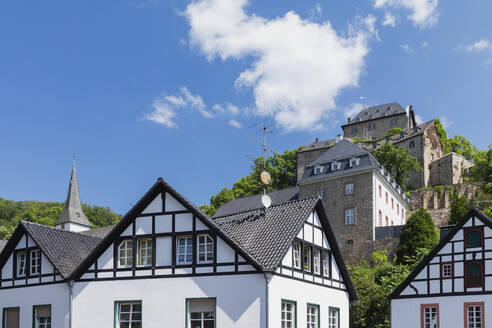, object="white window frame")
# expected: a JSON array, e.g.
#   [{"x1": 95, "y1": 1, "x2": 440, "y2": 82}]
[
  {"x1": 313, "y1": 249, "x2": 321, "y2": 275},
  {"x1": 442, "y1": 263, "x2": 452, "y2": 278},
  {"x1": 281, "y1": 300, "x2": 296, "y2": 328},
  {"x1": 119, "y1": 240, "x2": 133, "y2": 268},
  {"x1": 303, "y1": 245, "x2": 312, "y2": 272},
  {"x1": 17, "y1": 251, "x2": 27, "y2": 277},
  {"x1": 137, "y1": 239, "x2": 152, "y2": 267},
  {"x1": 318, "y1": 189, "x2": 325, "y2": 199},
  {"x1": 307, "y1": 304, "x2": 319, "y2": 328},
  {"x1": 466, "y1": 304, "x2": 483, "y2": 328},
  {"x1": 345, "y1": 208, "x2": 355, "y2": 225},
  {"x1": 314, "y1": 165, "x2": 323, "y2": 175},
  {"x1": 328, "y1": 307, "x2": 339, "y2": 328},
  {"x1": 197, "y1": 234, "x2": 214, "y2": 264},
  {"x1": 188, "y1": 299, "x2": 216, "y2": 328},
  {"x1": 349, "y1": 157, "x2": 359, "y2": 167},
  {"x1": 322, "y1": 252, "x2": 330, "y2": 277},
  {"x1": 30, "y1": 249, "x2": 41, "y2": 275},
  {"x1": 116, "y1": 302, "x2": 142, "y2": 328},
  {"x1": 331, "y1": 161, "x2": 339, "y2": 171},
  {"x1": 345, "y1": 183, "x2": 354, "y2": 195},
  {"x1": 34, "y1": 305, "x2": 51, "y2": 328},
  {"x1": 292, "y1": 242, "x2": 301, "y2": 269},
  {"x1": 177, "y1": 236, "x2": 193, "y2": 264},
  {"x1": 422, "y1": 305, "x2": 439, "y2": 328}
]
